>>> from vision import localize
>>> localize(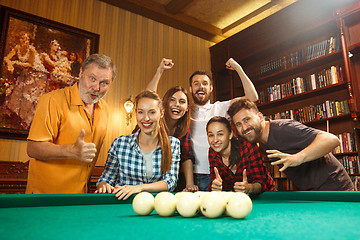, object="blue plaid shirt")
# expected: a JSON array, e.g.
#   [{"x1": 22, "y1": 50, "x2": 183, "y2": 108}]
[{"x1": 97, "y1": 131, "x2": 180, "y2": 191}]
